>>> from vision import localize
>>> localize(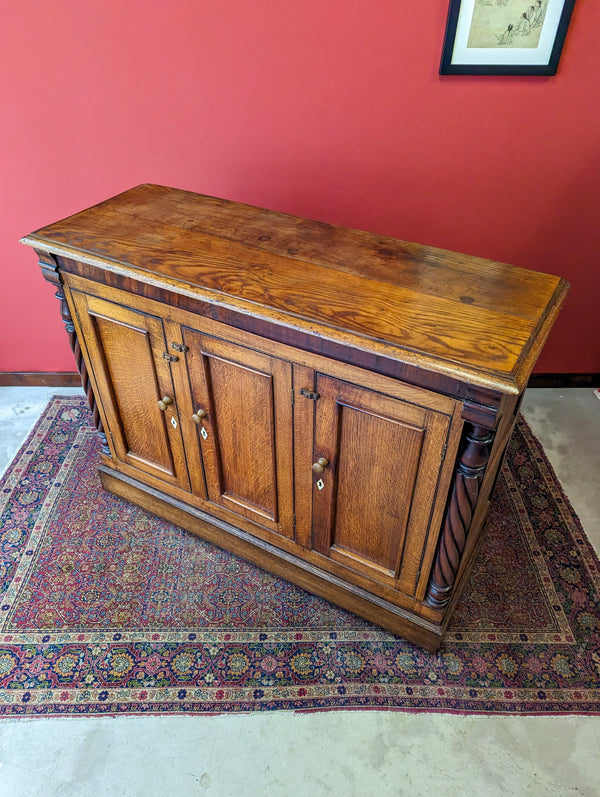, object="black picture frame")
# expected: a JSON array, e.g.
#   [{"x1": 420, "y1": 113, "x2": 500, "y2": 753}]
[{"x1": 440, "y1": 0, "x2": 576, "y2": 75}]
